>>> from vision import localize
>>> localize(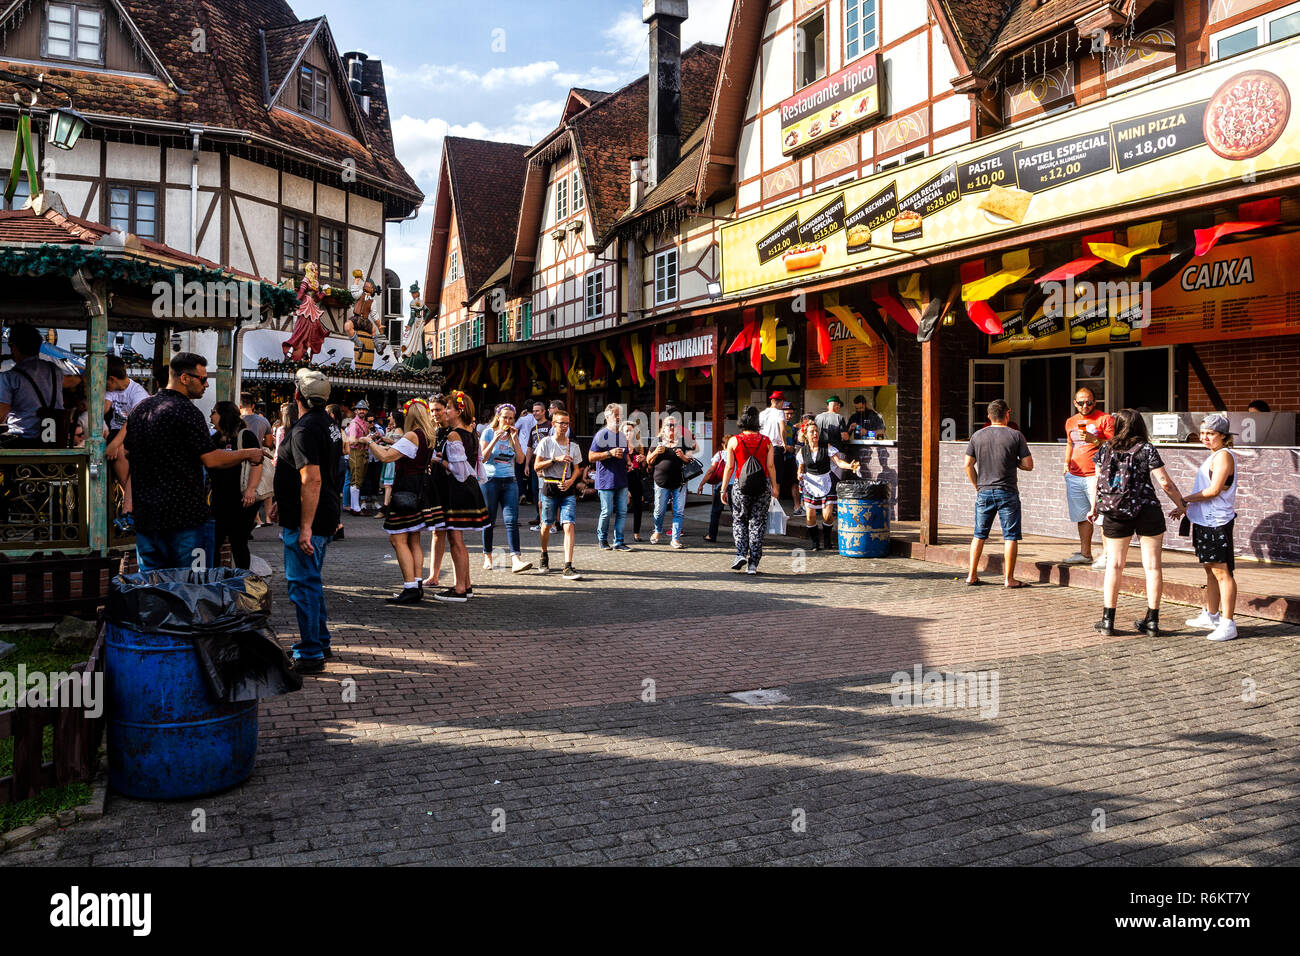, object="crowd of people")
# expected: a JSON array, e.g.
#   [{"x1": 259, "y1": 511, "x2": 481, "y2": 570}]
[
  {"x1": 962, "y1": 393, "x2": 1244, "y2": 643},
  {"x1": 1, "y1": 324, "x2": 1254, "y2": 671}
]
